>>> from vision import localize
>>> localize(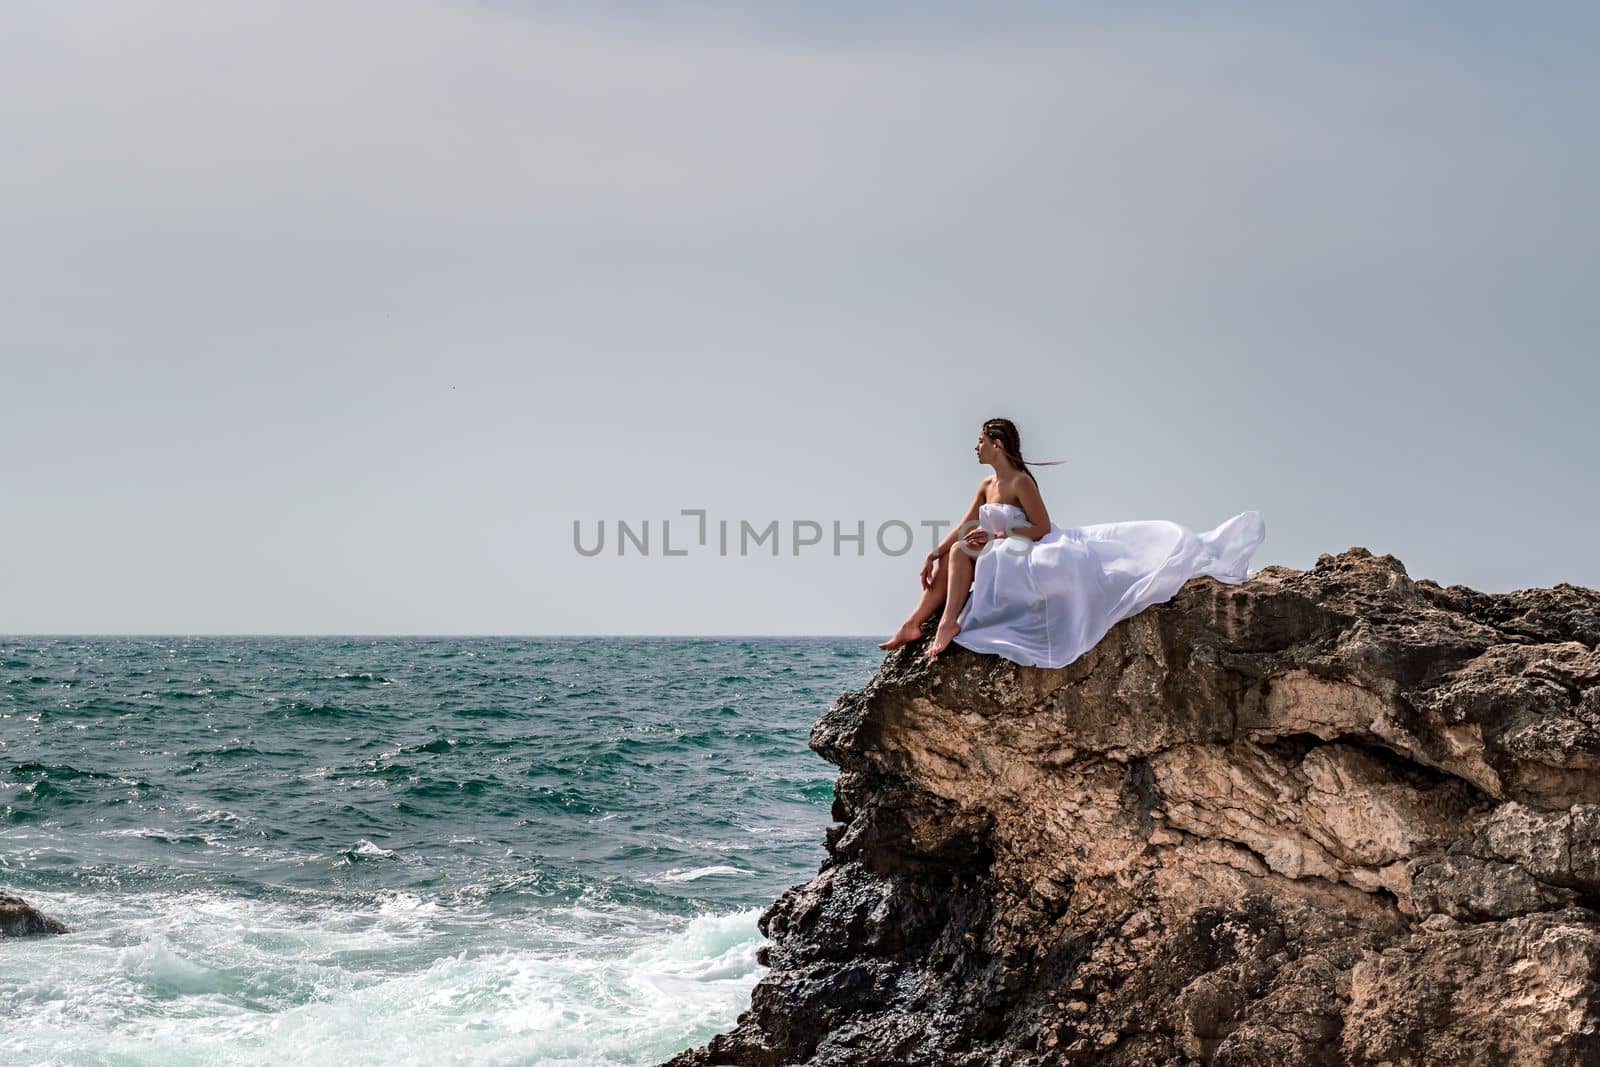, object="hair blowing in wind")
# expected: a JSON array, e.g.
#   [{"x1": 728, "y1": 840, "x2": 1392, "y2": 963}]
[{"x1": 982, "y1": 418, "x2": 1065, "y2": 483}]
